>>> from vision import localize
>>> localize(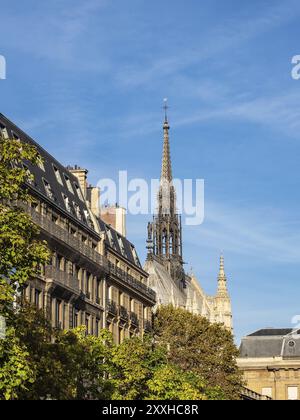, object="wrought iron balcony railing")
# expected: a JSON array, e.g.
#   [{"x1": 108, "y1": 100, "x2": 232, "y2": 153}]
[
  {"x1": 107, "y1": 299, "x2": 118, "y2": 316},
  {"x1": 45, "y1": 265, "x2": 80, "y2": 293},
  {"x1": 24, "y1": 205, "x2": 156, "y2": 303},
  {"x1": 144, "y1": 320, "x2": 152, "y2": 332},
  {"x1": 109, "y1": 262, "x2": 156, "y2": 302},
  {"x1": 119, "y1": 305, "x2": 129, "y2": 321},
  {"x1": 26, "y1": 206, "x2": 109, "y2": 272},
  {"x1": 130, "y1": 312, "x2": 139, "y2": 326}
]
